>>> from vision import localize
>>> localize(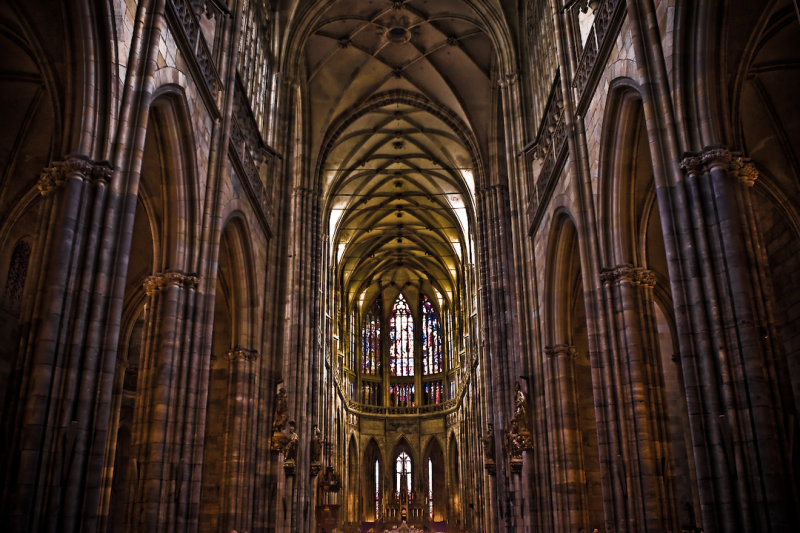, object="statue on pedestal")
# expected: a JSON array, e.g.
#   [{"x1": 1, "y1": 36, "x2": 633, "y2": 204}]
[
  {"x1": 272, "y1": 384, "x2": 288, "y2": 433},
  {"x1": 283, "y1": 420, "x2": 299, "y2": 475},
  {"x1": 310, "y1": 424, "x2": 323, "y2": 476}
]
